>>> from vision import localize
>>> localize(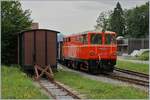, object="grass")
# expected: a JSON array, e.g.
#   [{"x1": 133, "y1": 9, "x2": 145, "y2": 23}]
[
  {"x1": 117, "y1": 60, "x2": 149, "y2": 74},
  {"x1": 2, "y1": 65, "x2": 49, "y2": 99},
  {"x1": 118, "y1": 51, "x2": 149, "y2": 61},
  {"x1": 137, "y1": 51, "x2": 149, "y2": 61},
  {"x1": 54, "y1": 69, "x2": 148, "y2": 99}
]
